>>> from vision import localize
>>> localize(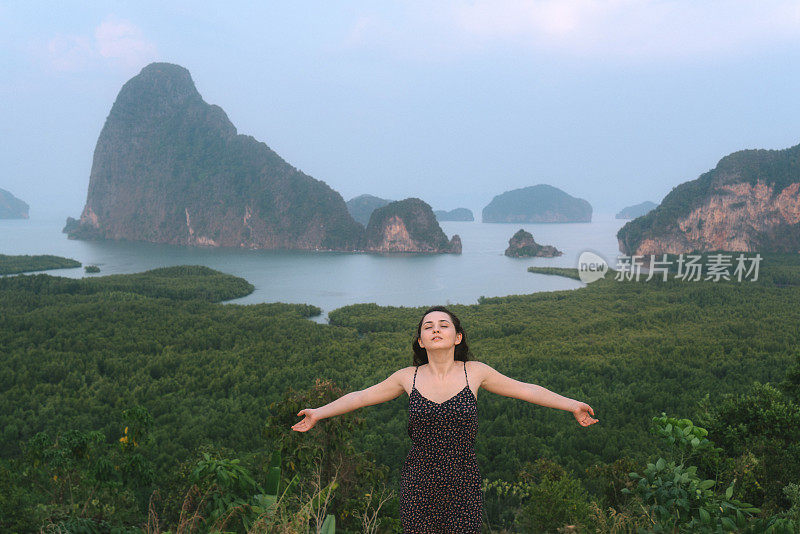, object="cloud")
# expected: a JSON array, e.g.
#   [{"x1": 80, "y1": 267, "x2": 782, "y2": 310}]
[
  {"x1": 95, "y1": 17, "x2": 157, "y2": 67},
  {"x1": 345, "y1": 0, "x2": 800, "y2": 61},
  {"x1": 45, "y1": 16, "x2": 156, "y2": 72}
]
